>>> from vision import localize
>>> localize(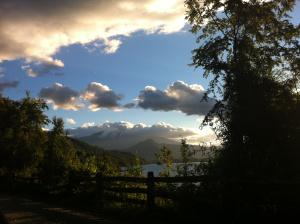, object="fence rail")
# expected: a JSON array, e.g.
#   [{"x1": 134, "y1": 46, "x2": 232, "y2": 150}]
[
  {"x1": 97, "y1": 171, "x2": 212, "y2": 209},
  {"x1": 97, "y1": 173, "x2": 300, "y2": 209},
  {"x1": 3, "y1": 173, "x2": 300, "y2": 209}
]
